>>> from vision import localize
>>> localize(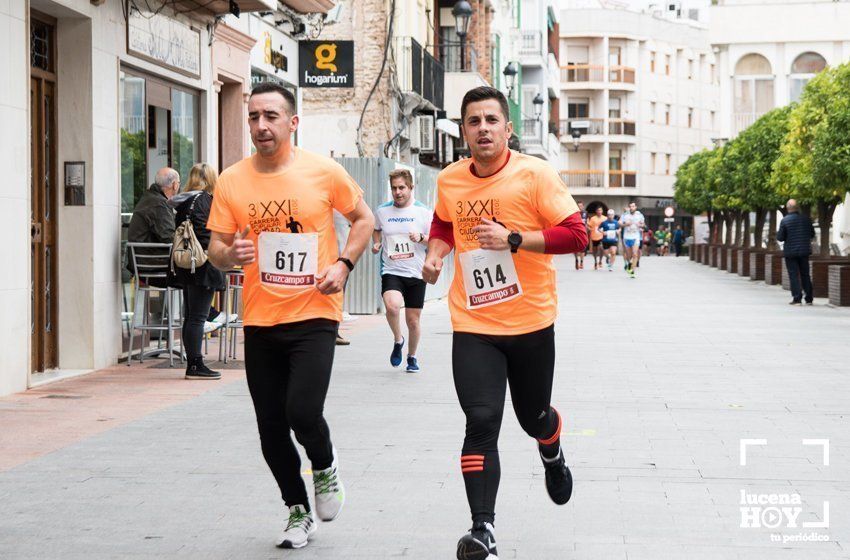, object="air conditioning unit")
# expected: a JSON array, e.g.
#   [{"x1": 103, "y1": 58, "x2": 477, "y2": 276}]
[
  {"x1": 409, "y1": 117, "x2": 421, "y2": 152},
  {"x1": 418, "y1": 115, "x2": 435, "y2": 153}
]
